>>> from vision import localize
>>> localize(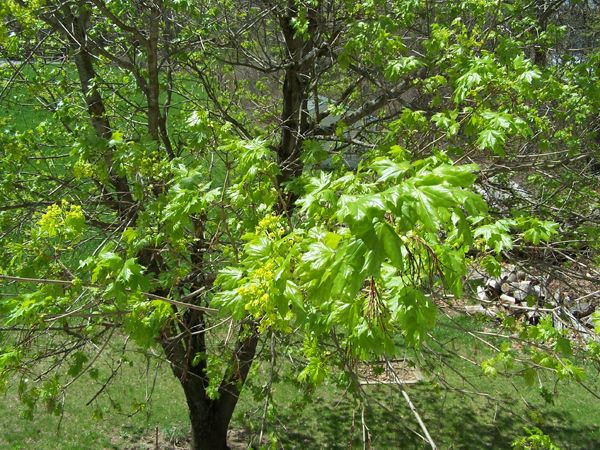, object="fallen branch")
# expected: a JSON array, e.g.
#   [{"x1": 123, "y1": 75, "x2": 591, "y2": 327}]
[{"x1": 385, "y1": 358, "x2": 437, "y2": 450}]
